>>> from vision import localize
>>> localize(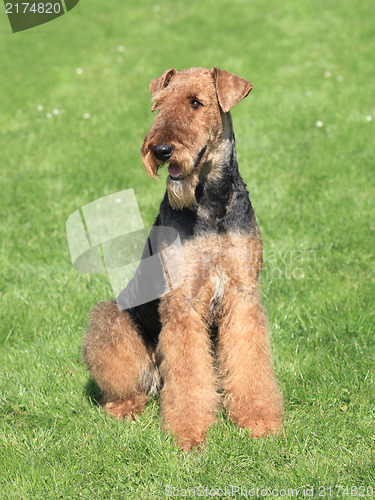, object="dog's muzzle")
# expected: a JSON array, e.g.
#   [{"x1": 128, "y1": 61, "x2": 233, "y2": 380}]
[
  {"x1": 167, "y1": 145, "x2": 208, "y2": 181},
  {"x1": 152, "y1": 144, "x2": 174, "y2": 162}
]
